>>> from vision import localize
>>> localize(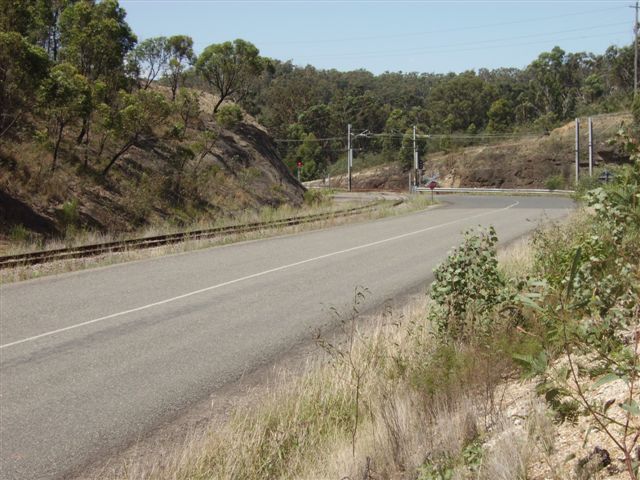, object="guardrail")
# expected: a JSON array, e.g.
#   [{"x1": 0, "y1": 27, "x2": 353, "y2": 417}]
[
  {"x1": 416, "y1": 187, "x2": 575, "y2": 195},
  {"x1": 1, "y1": 200, "x2": 400, "y2": 269}
]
